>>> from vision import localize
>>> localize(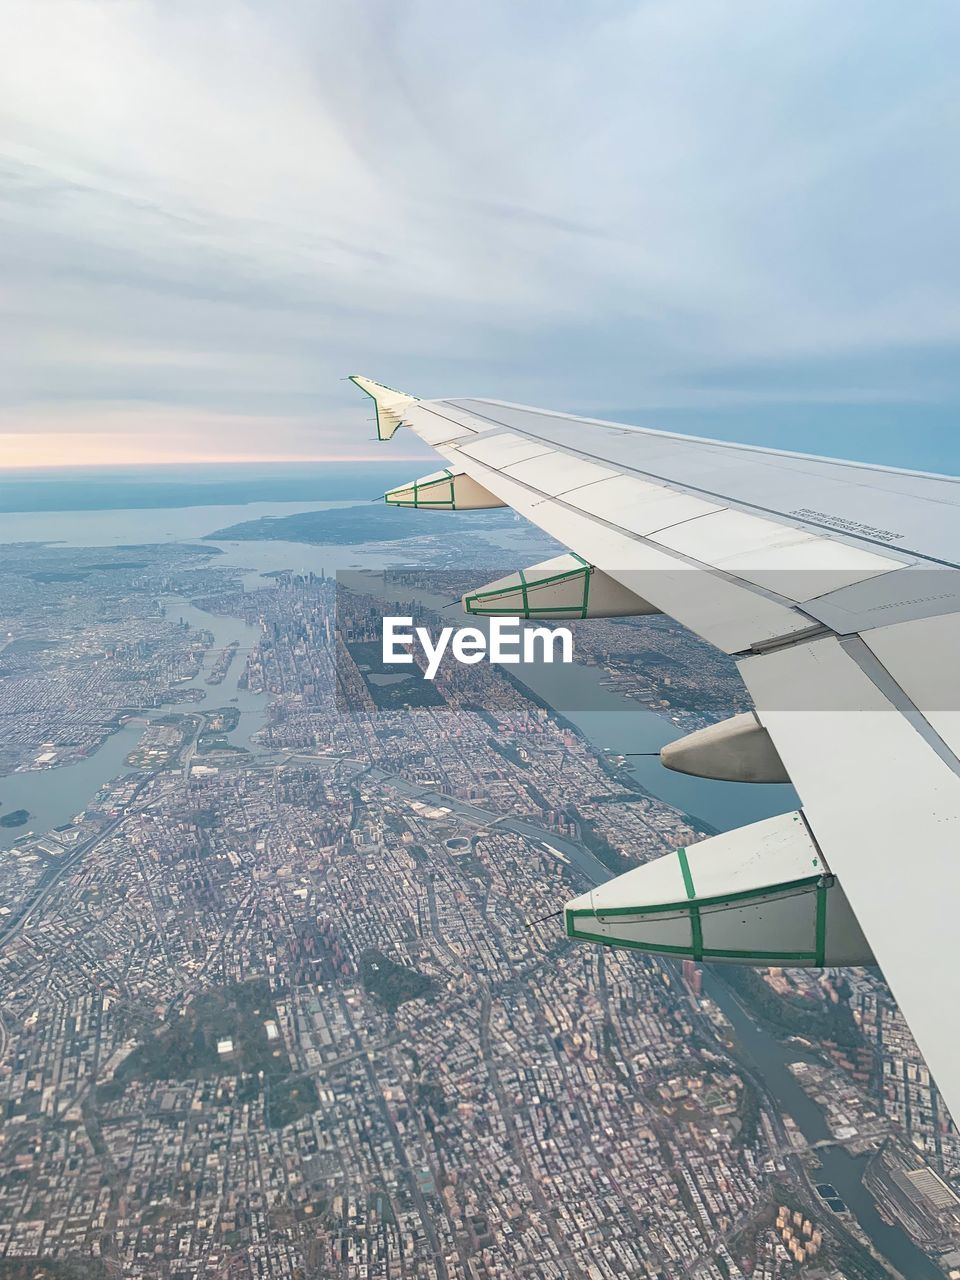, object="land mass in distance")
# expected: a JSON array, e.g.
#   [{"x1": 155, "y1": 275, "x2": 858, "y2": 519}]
[{"x1": 206, "y1": 503, "x2": 520, "y2": 546}]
